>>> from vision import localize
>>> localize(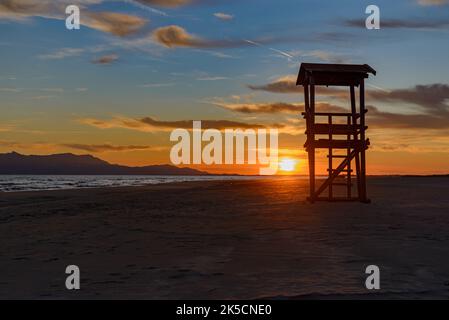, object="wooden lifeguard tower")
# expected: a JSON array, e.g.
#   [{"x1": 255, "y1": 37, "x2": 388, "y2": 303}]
[{"x1": 296, "y1": 63, "x2": 376, "y2": 203}]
